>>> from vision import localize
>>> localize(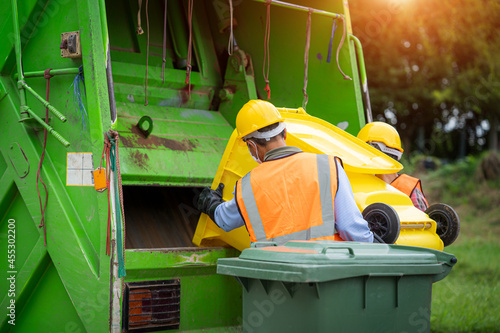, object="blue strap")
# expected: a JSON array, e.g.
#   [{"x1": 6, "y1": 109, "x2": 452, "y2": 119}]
[
  {"x1": 71, "y1": 65, "x2": 88, "y2": 134},
  {"x1": 327, "y1": 19, "x2": 337, "y2": 64}
]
